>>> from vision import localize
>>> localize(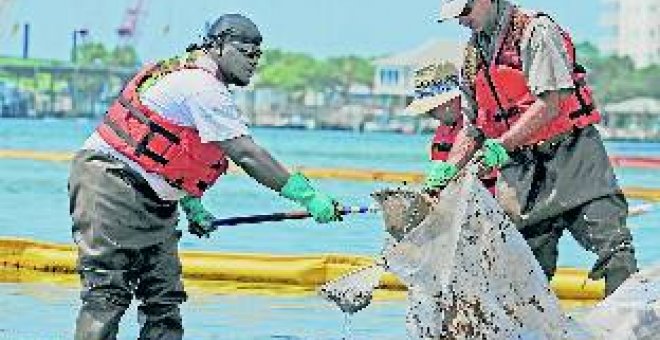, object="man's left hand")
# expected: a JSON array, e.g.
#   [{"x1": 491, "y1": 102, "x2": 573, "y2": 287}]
[
  {"x1": 480, "y1": 139, "x2": 510, "y2": 169},
  {"x1": 180, "y1": 196, "x2": 217, "y2": 238}
]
